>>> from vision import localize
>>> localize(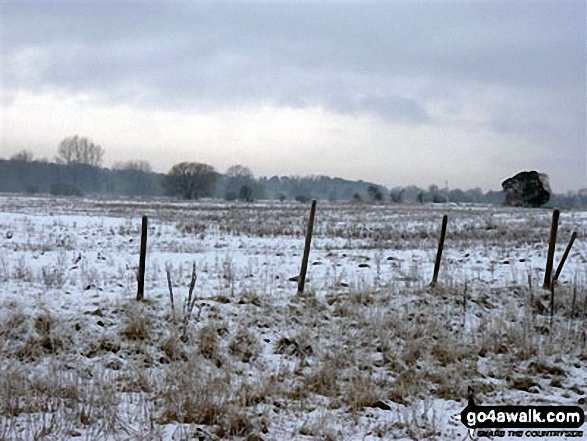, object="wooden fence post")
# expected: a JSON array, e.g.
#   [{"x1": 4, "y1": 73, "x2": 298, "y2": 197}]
[
  {"x1": 553, "y1": 231, "x2": 577, "y2": 284},
  {"x1": 298, "y1": 199, "x2": 317, "y2": 295},
  {"x1": 430, "y1": 214, "x2": 448, "y2": 287},
  {"x1": 137, "y1": 215, "x2": 148, "y2": 301},
  {"x1": 543, "y1": 209, "x2": 560, "y2": 290}
]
